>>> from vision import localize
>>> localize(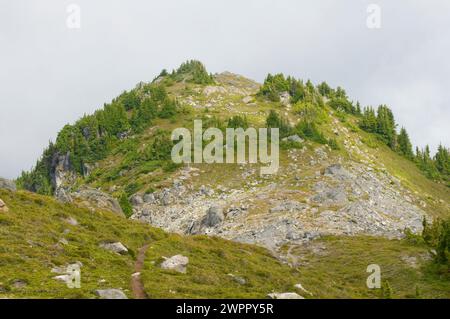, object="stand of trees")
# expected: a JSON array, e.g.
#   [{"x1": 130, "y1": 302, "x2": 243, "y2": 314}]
[
  {"x1": 359, "y1": 104, "x2": 449, "y2": 185},
  {"x1": 258, "y1": 72, "x2": 449, "y2": 186},
  {"x1": 17, "y1": 82, "x2": 178, "y2": 195},
  {"x1": 167, "y1": 60, "x2": 215, "y2": 85}
]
